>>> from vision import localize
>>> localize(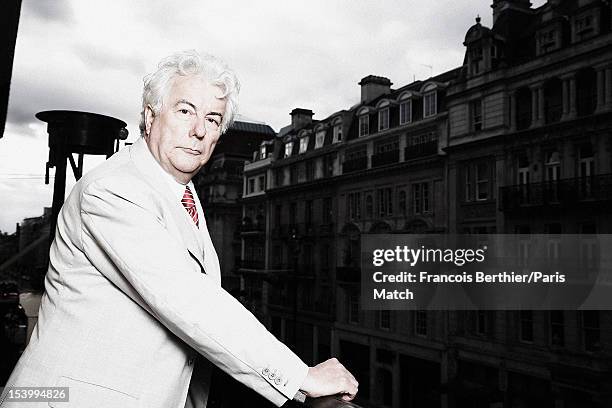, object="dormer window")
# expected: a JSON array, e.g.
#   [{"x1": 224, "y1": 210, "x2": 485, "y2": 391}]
[
  {"x1": 299, "y1": 136, "x2": 309, "y2": 154},
  {"x1": 260, "y1": 145, "x2": 267, "y2": 159},
  {"x1": 333, "y1": 124, "x2": 342, "y2": 143},
  {"x1": 284, "y1": 142, "x2": 293, "y2": 158},
  {"x1": 359, "y1": 114, "x2": 369, "y2": 137},
  {"x1": 378, "y1": 108, "x2": 389, "y2": 131},
  {"x1": 400, "y1": 100, "x2": 412, "y2": 124},
  {"x1": 423, "y1": 91, "x2": 437, "y2": 118},
  {"x1": 537, "y1": 26, "x2": 559, "y2": 55},
  {"x1": 573, "y1": 10, "x2": 598, "y2": 43},
  {"x1": 315, "y1": 129, "x2": 325, "y2": 149}
]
